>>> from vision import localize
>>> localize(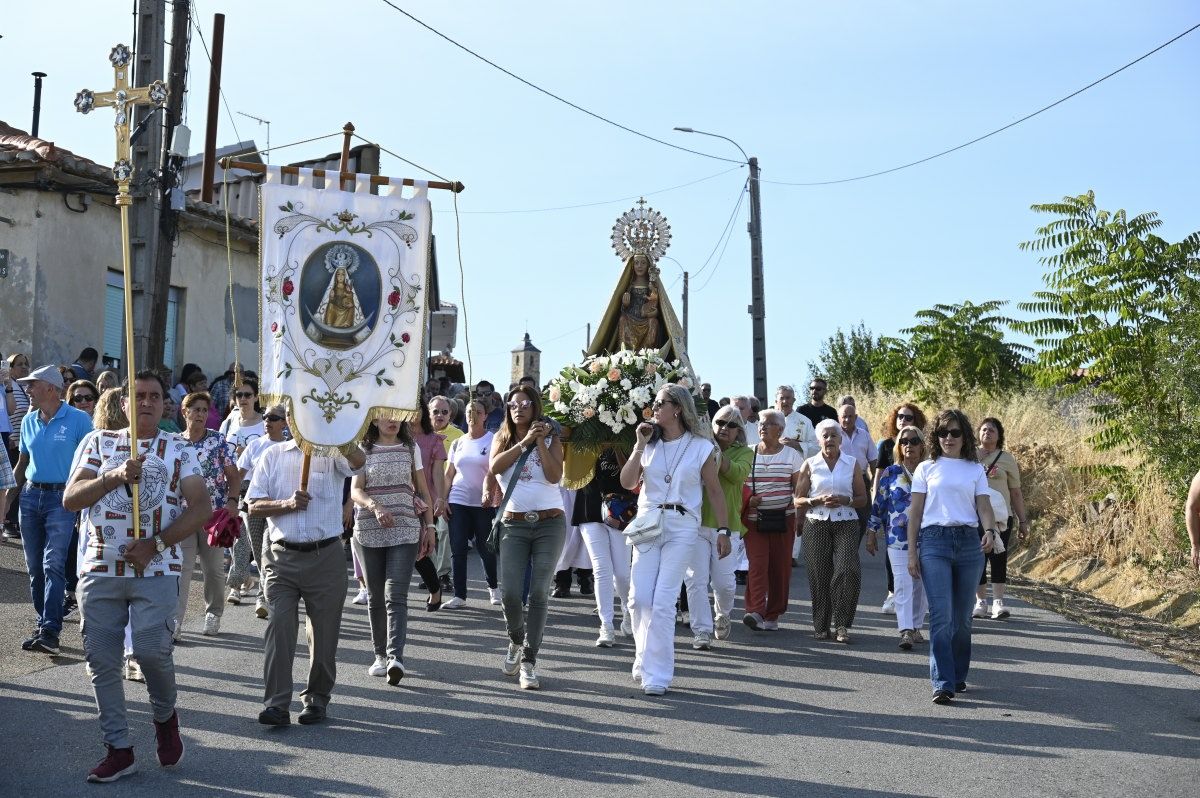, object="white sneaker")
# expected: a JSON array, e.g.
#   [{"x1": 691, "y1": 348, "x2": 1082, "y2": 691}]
[
  {"x1": 518, "y1": 661, "x2": 540, "y2": 689},
  {"x1": 442, "y1": 596, "x2": 467, "y2": 609},
  {"x1": 352, "y1": 587, "x2": 369, "y2": 605},
  {"x1": 368, "y1": 655, "x2": 388, "y2": 677},
  {"x1": 596, "y1": 624, "x2": 615, "y2": 648},
  {"x1": 972, "y1": 599, "x2": 987, "y2": 619},
  {"x1": 123, "y1": 655, "x2": 145, "y2": 683},
  {"x1": 255, "y1": 595, "x2": 269, "y2": 619},
  {"x1": 692, "y1": 632, "x2": 712, "y2": 650},
  {"x1": 991, "y1": 599, "x2": 1010, "y2": 619},
  {"x1": 714, "y1": 614, "x2": 732, "y2": 640},
  {"x1": 881, "y1": 593, "x2": 896, "y2": 614},
  {"x1": 502, "y1": 643, "x2": 521, "y2": 676},
  {"x1": 488, "y1": 587, "x2": 502, "y2": 606},
  {"x1": 202, "y1": 612, "x2": 220, "y2": 636},
  {"x1": 643, "y1": 684, "x2": 667, "y2": 696},
  {"x1": 619, "y1": 615, "x2": 633, "y2": 638},
  {"x1": 387, "y1": 658, "x2": 405, "y2": 685},
  {"x1": 763, "y1": 619, "x2": 779, "y2": 631},
  {"x1": 226, "y1": 588, "x2": 241, "y2": 606}
]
